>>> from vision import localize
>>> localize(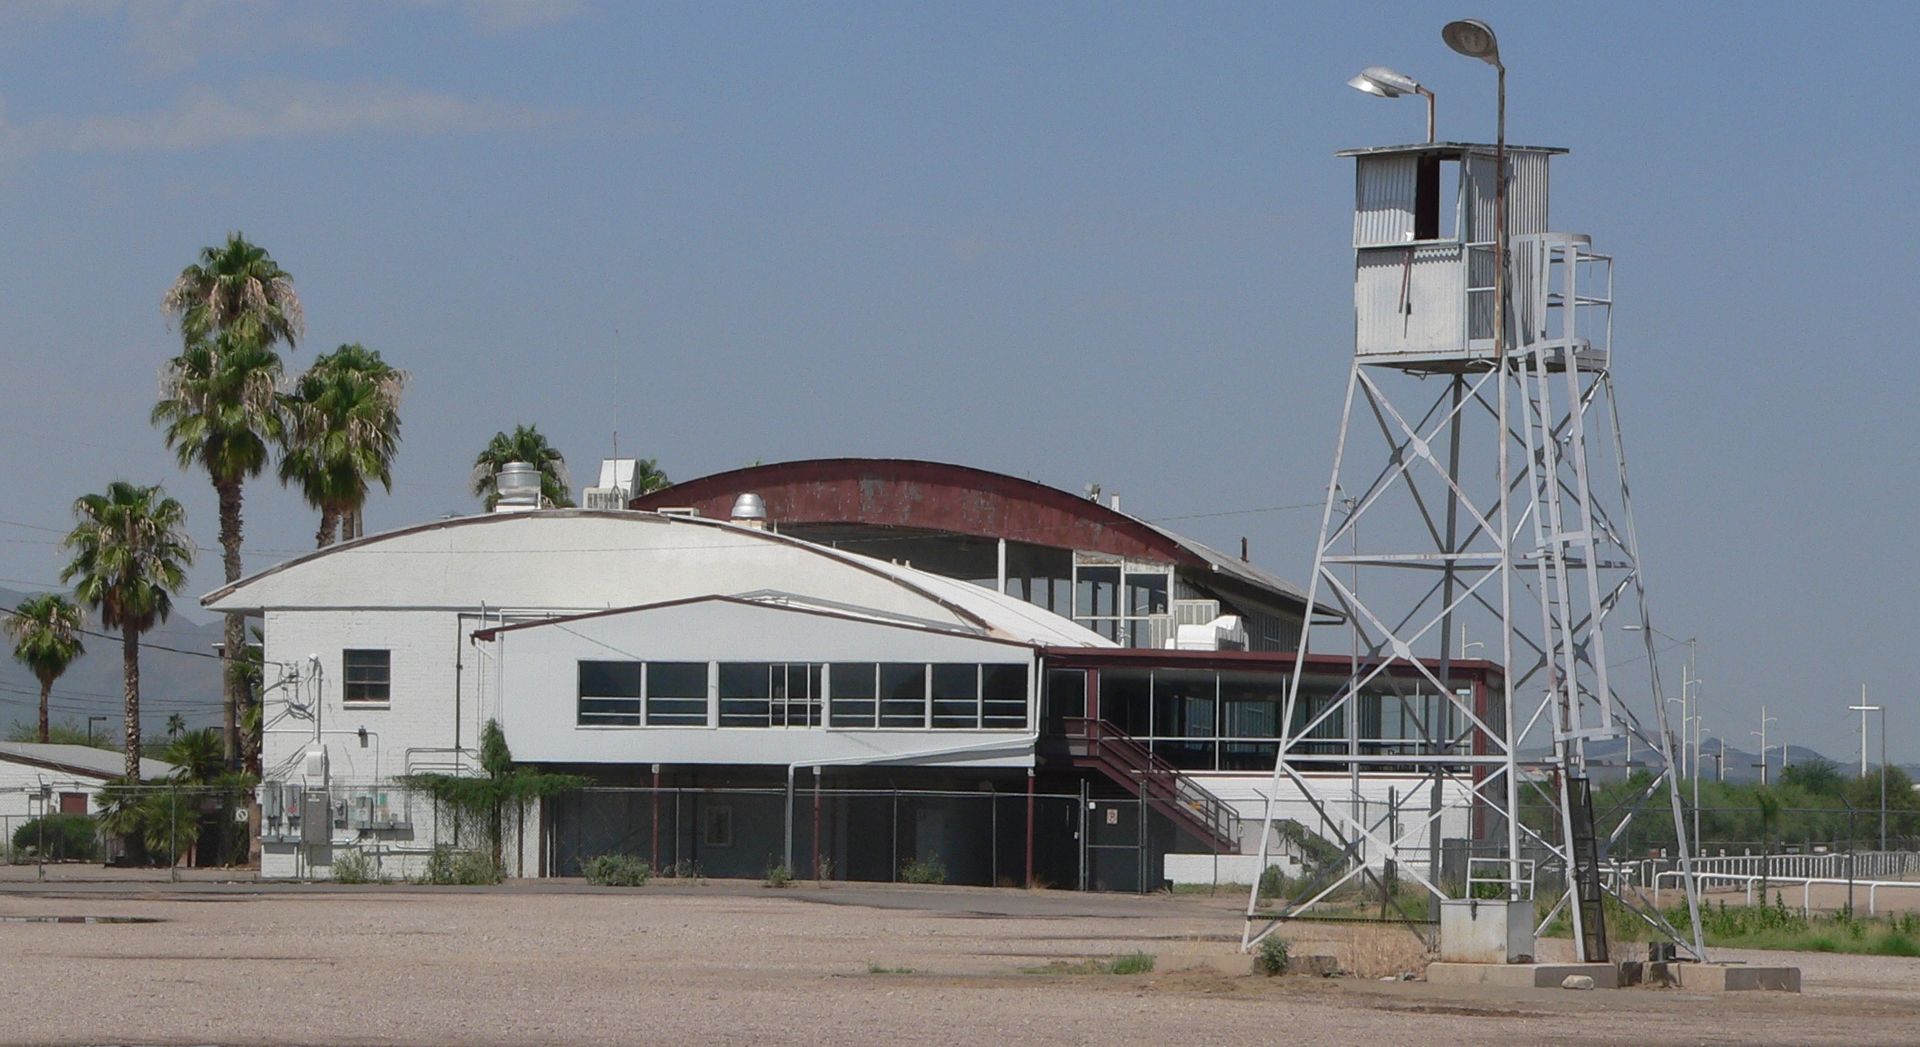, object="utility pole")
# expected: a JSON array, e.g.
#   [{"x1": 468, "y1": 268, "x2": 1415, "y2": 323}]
[
  {"x1": 1752, "y1": 705, "x2": 1778, "y2": 786},
  {"x1": 1849, "y1": 687, "x2": 1887, "y2": 852}
]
